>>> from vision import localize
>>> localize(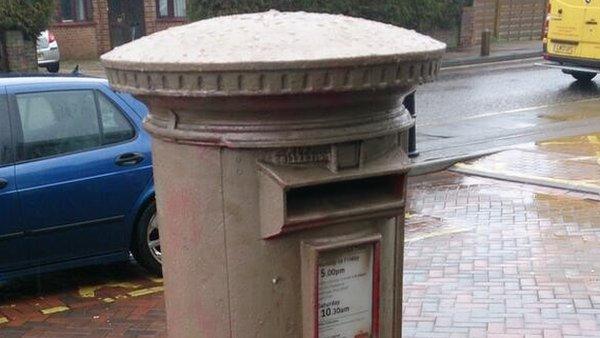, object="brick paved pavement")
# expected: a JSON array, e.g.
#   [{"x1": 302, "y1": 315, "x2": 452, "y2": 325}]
[
  {"x1": 0, "y1": 262, "x2": 166, "y2": 337},
  {"x1": 453, "y1": 134, "x2": 600, "y2": 195},
  {"x1": 1, "y1": 170, "x2": 599, "y2": 337},
  {"x1": 404, "y1": 172, "x2": 600, "y2": 338}
]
